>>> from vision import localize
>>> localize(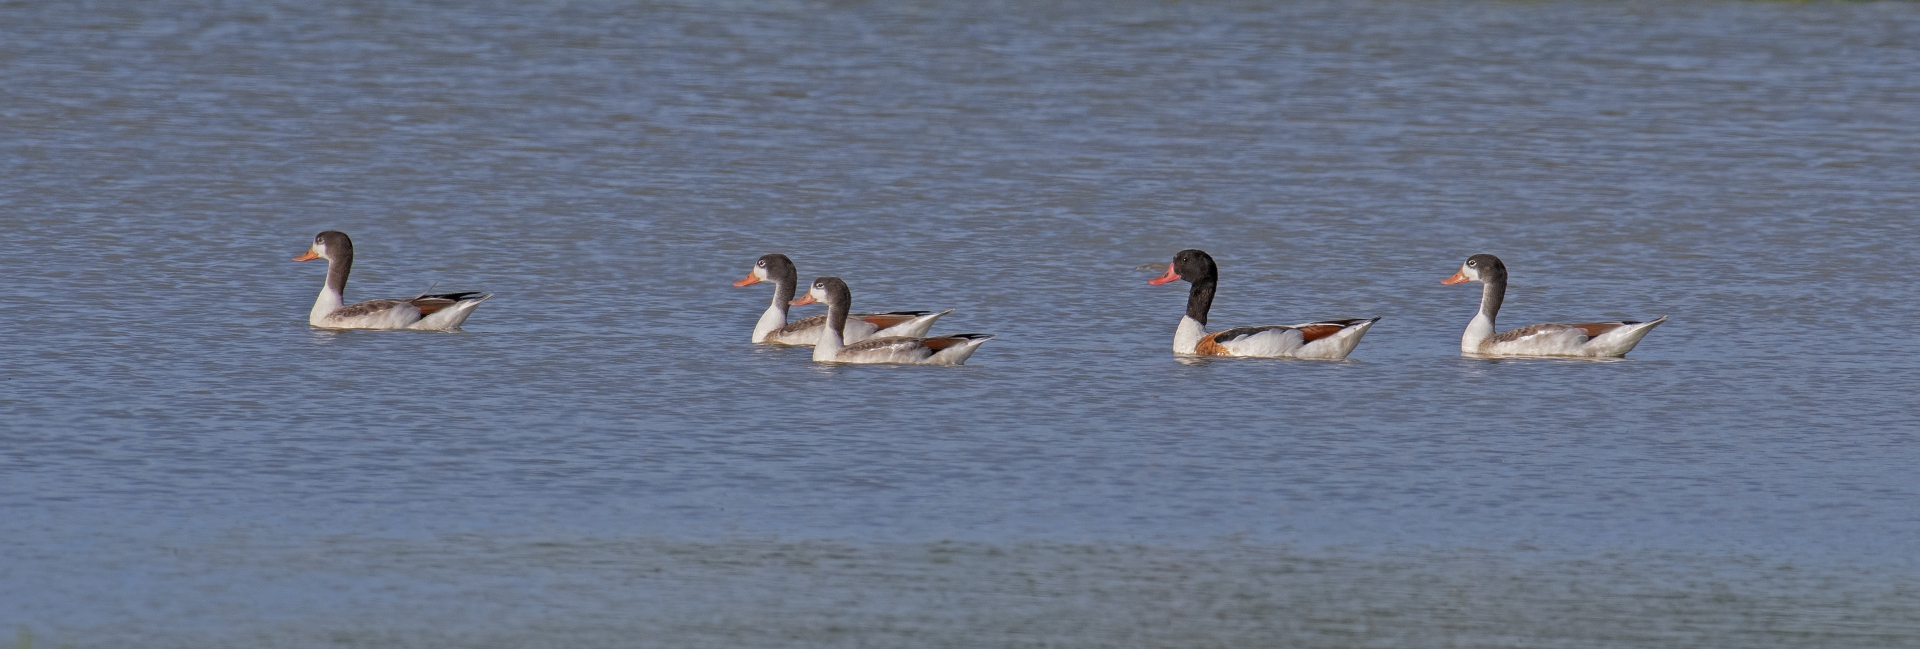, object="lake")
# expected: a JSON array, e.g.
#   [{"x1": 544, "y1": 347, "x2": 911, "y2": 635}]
[{"x1": 3, "y1": 0, "x2": 1918, "y2": 646}]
